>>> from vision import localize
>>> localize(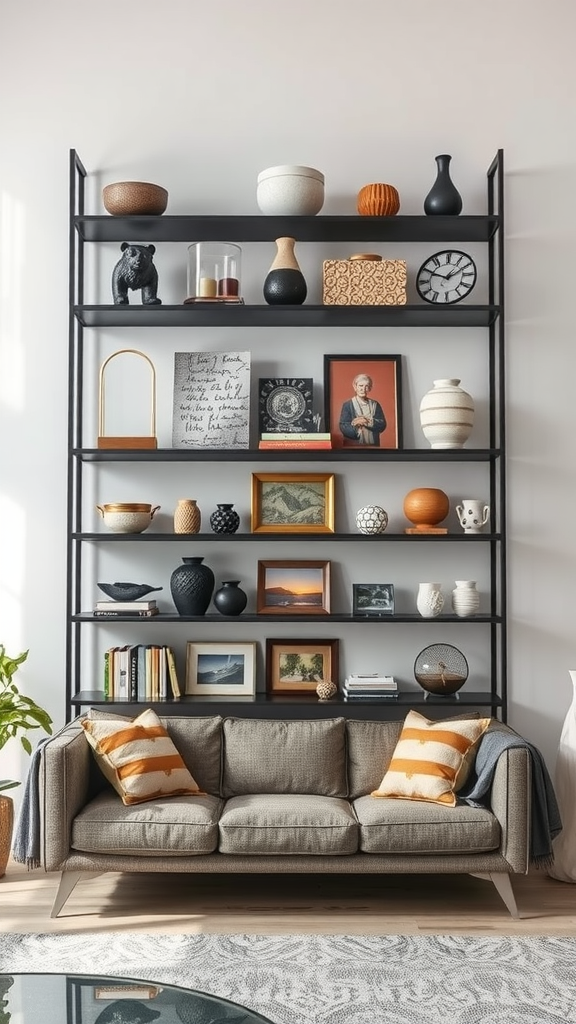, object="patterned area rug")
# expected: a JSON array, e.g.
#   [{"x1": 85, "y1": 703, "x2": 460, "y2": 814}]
[{"x1": 1, "y1": 933, "x2": 576, "y2": 1023}]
